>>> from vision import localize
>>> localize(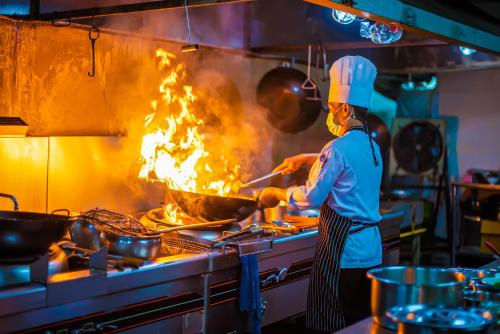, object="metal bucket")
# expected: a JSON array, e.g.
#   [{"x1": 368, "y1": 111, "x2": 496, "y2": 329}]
[{"x1": 367, "y1": 266, "x2": 466, "y2": 329}]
